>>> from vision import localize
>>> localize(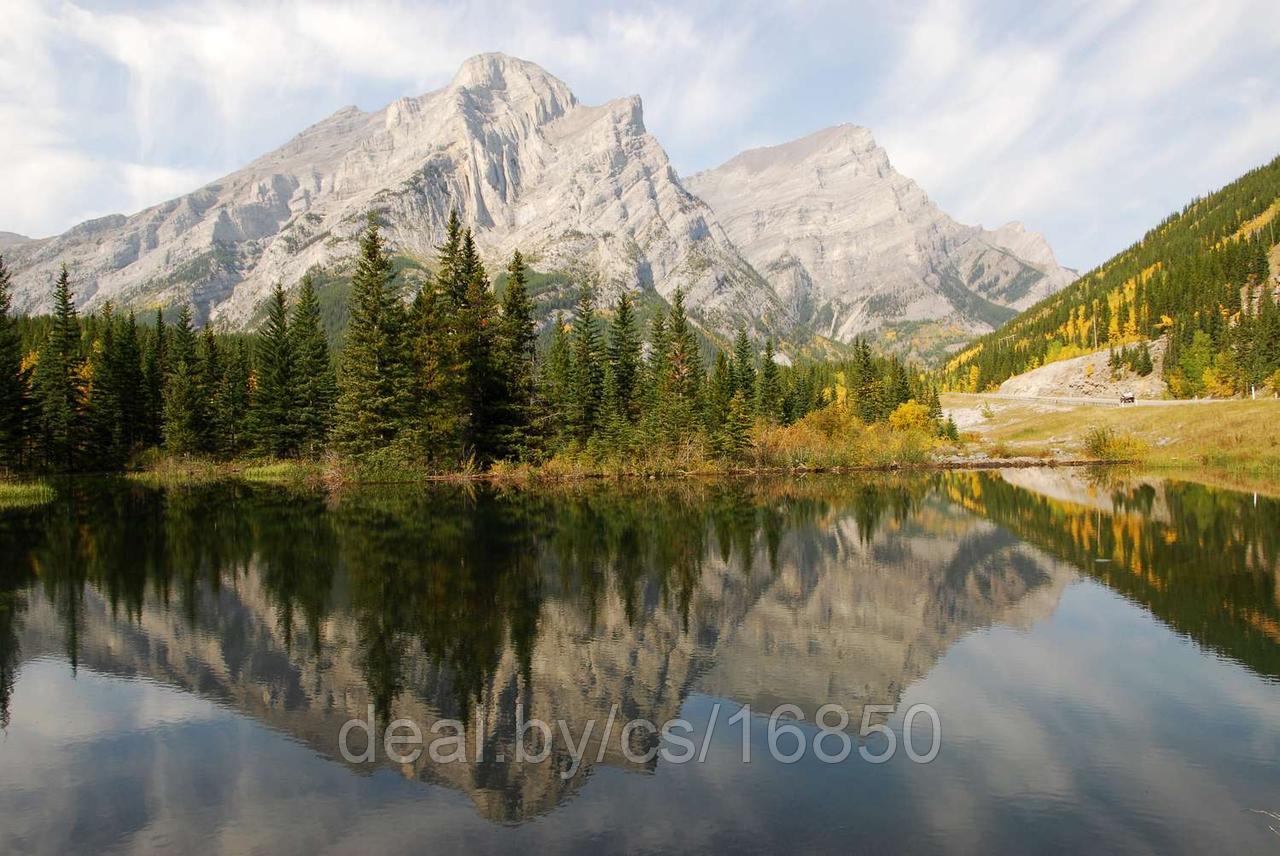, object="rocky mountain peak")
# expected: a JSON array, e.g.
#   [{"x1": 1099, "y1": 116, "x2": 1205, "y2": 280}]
[
  {"x1": 0, "y1": 55, "x2": 1073, "y2": 362},
  {"x1": 685, "y1": 123, "x2": 1076, "y2": 357}
]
